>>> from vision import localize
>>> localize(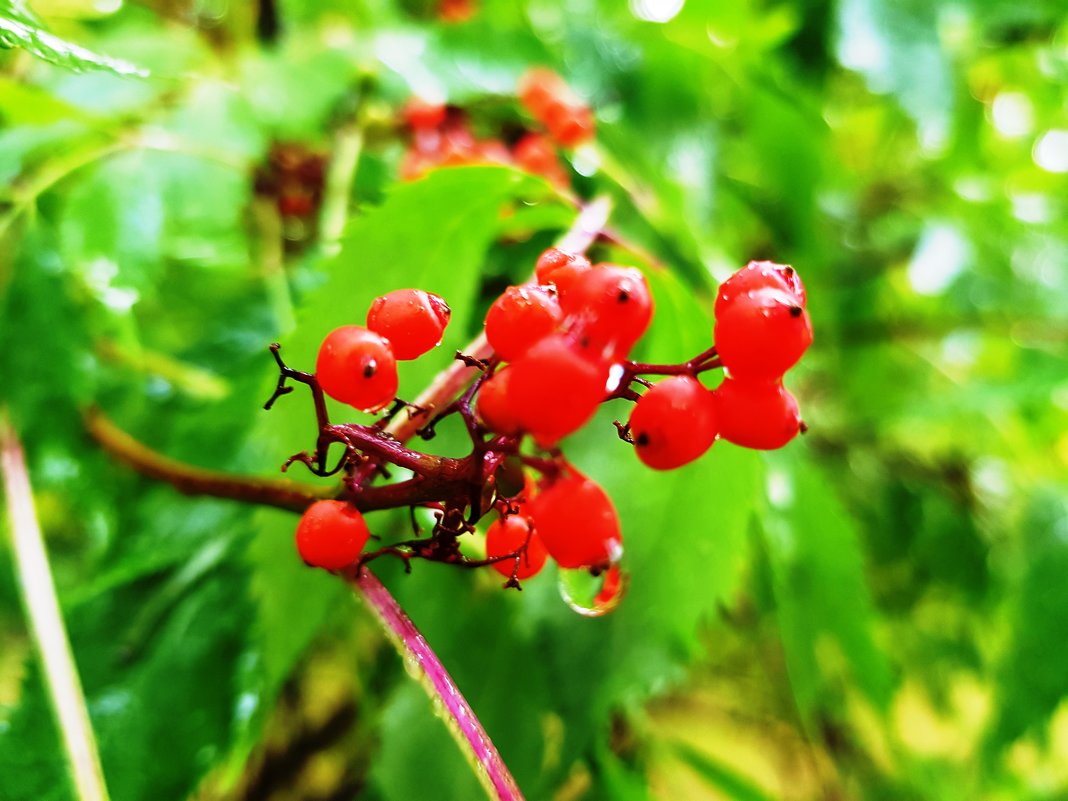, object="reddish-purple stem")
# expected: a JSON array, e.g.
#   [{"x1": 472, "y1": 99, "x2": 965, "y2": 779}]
[{"x1": 350, "y1": 568, "x2": 525, "y2": 801}]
